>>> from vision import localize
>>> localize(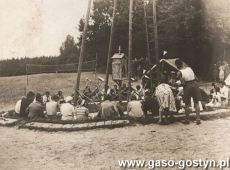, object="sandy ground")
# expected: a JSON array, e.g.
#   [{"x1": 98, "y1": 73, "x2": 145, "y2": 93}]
[{"x1": 0, "y1": 118, "x2": 230, "y2": 170}]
